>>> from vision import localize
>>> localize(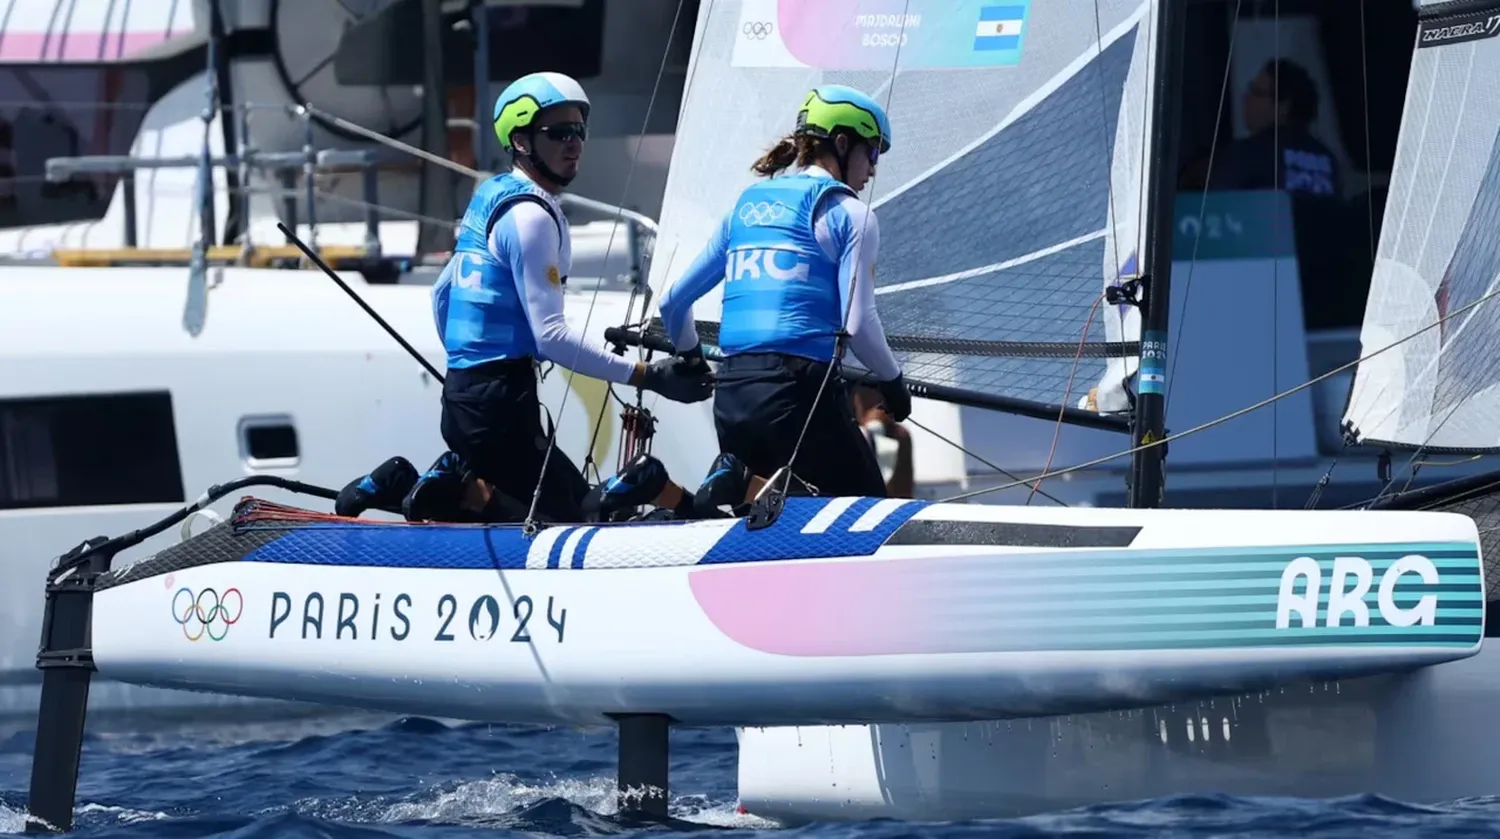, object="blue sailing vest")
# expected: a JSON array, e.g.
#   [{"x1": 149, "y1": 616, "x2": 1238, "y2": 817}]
[
  {"x1": 718, "y1": 172, "x2": 854, "y2": 360},
  {"x1": 431, "y1": 172, "x2": 560, "y2": 369}
]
